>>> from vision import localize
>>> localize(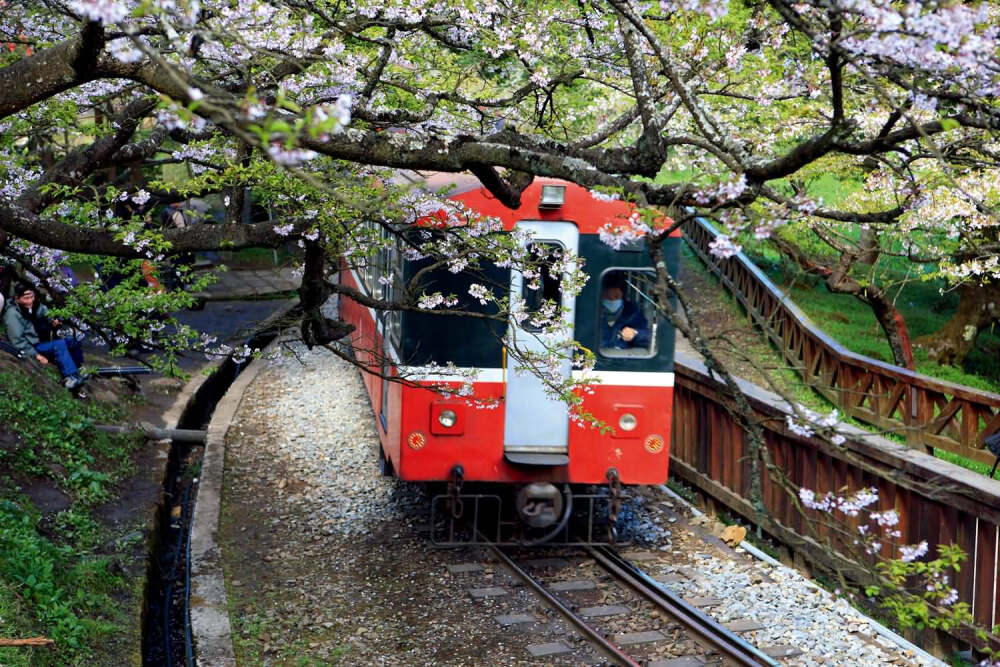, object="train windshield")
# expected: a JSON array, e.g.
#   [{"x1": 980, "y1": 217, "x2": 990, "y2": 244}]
[{"x1": 598, "y1": 269, "x2": 659, "y2": 358}]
